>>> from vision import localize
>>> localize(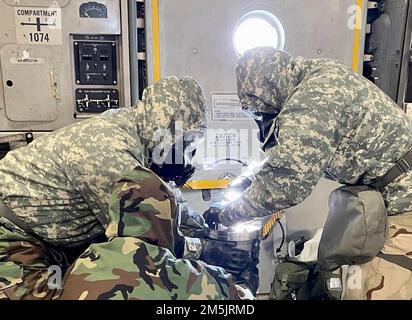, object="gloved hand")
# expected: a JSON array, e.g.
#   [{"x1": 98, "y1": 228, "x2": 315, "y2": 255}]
[
  {"x1": 235, "y1": 260, "x2": 260, "y2": 296},
  {"x1": 180, "y1": 205, "x2": 206, "y2": 229},
  {"x1": 169, "y1": 181, "x2": 205, "y2": 238},
  {"x1": 234, "y1": 239, "x2": 261, "y2": 295},
  {"x1": 200, "y1": 239, "x2": 250, "y2": 276},
  {"x1": 203, "y1": 203, "x2": 223, "y2": 230},
  {"x1": 179, "y1": 206, "x2": 206, "y2": 238},
  {"x1": 173, "y1": 165, "x2": 196, "y2": 187},
  {"x1": 227, "y1": 176, "x2": 253, "y2": 192}
]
